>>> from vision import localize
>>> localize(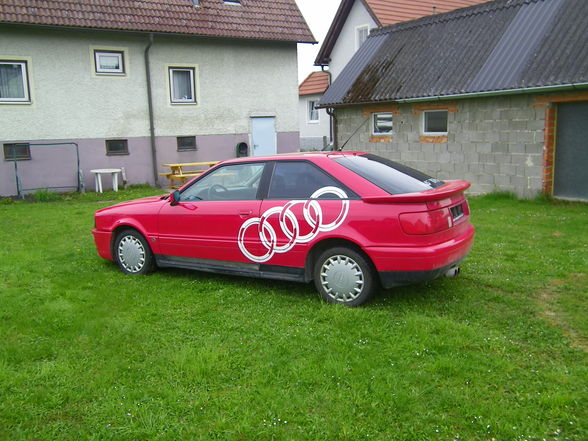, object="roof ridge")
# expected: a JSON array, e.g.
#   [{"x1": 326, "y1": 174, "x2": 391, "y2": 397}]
[{"x1": 370, "y1": 0, "x2": 540, "y2": 37}]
